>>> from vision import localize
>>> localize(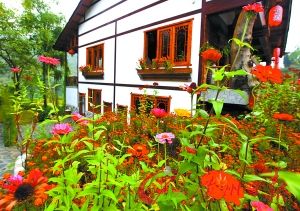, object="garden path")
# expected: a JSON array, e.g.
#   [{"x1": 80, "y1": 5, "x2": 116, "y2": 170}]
[{"x1": 0, "y1": 124, "x2": 20, "y2": 177}]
